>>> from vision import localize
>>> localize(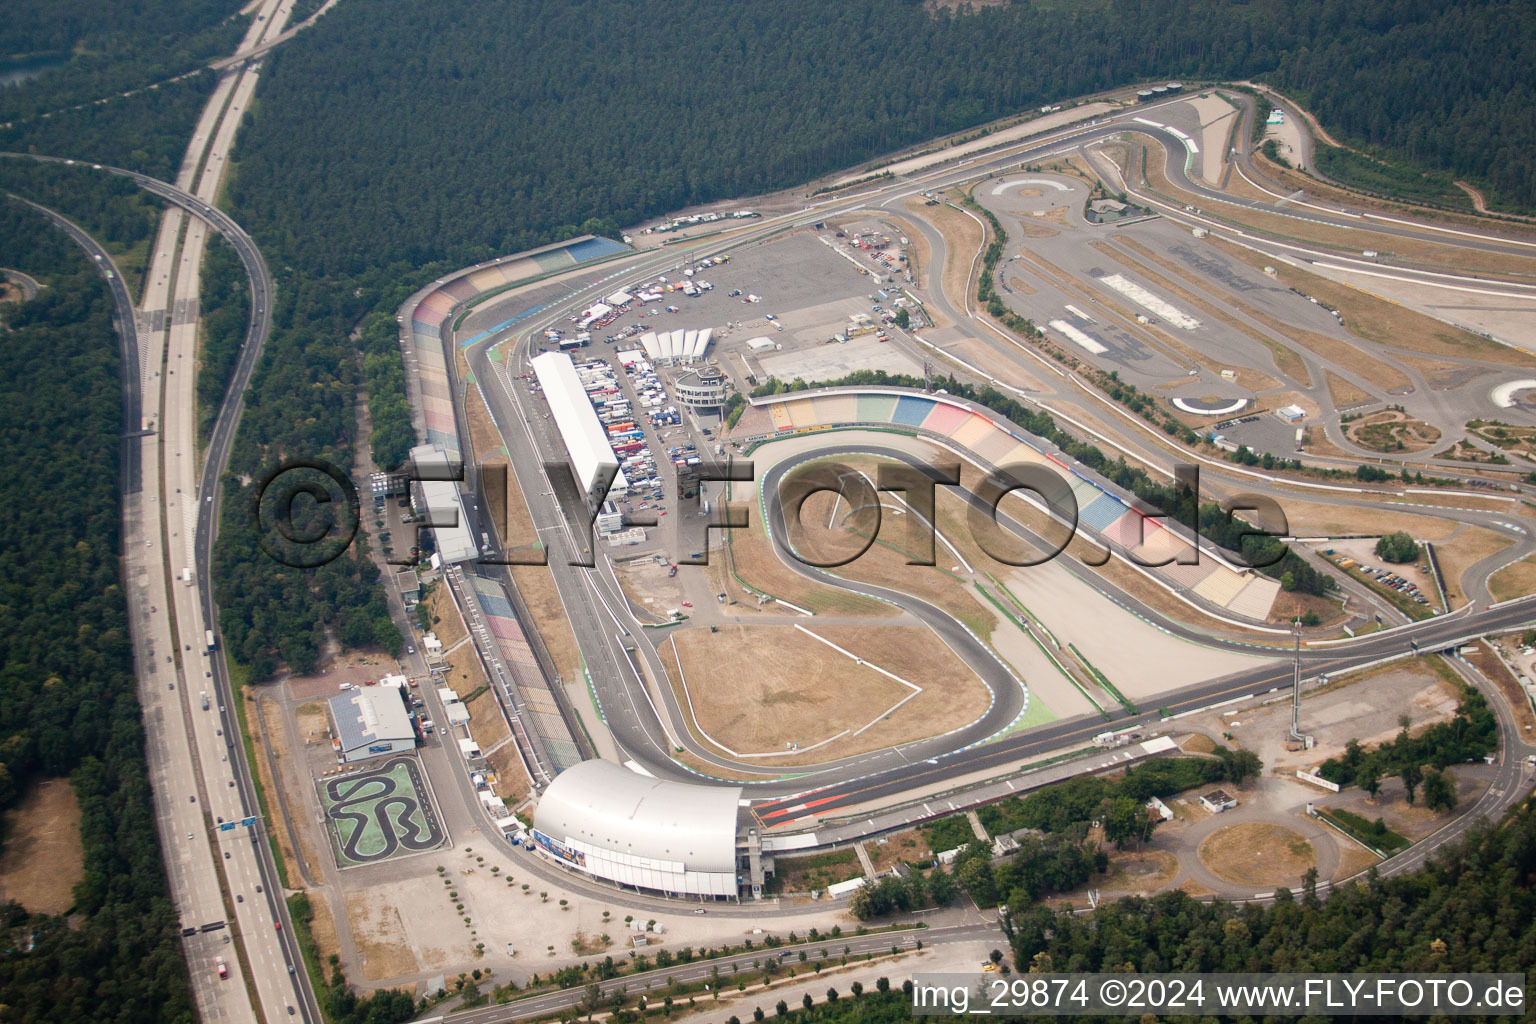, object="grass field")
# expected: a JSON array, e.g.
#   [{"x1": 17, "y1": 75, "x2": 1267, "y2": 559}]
[
  {"x1": 0, "y1": 779, "x2": 83, "y2": 914},
  {"x1": 906, "y1": 194, "x2": 983, "y2": 313},
  {"x1": 1198, "y1": 823, "x2": 1316, "y2": 887},
  {"x1": 1490, "y1": 553, "x2": 1536, "y2": 604},
  {"x1": 662, "y1": 622, "x2": 990, "y2": 762}
]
